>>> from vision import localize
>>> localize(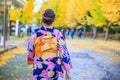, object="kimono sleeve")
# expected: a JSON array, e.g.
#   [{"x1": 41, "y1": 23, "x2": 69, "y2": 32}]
[
  {"x1": 57, "y1": 32, "x2": 73, "y2": 71},
  {"x1": 27, "y1": 34, "x2": 36, "y2": 59}
]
